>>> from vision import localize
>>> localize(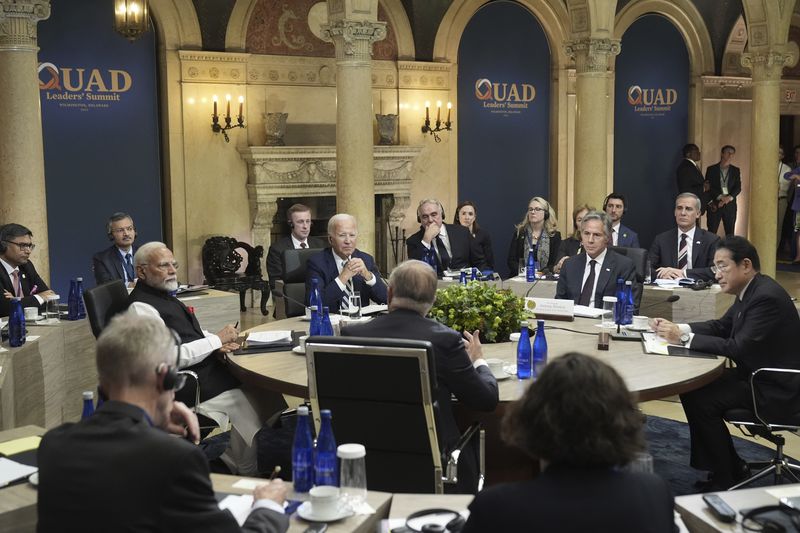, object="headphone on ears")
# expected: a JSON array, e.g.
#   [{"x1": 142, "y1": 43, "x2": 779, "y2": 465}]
[
  {"x1": 158, "y1": 330, "x2": 183, "y2": 391},
  {"x1": 288, "y1": 220, "x2": 294, "y2": 229},
  {"x1": 603, "y1": 194, "x2": 627, "y2": 214},
  {"x1": 417, "y1": 201, "x2": 446, "y2": 223}
]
